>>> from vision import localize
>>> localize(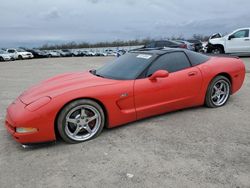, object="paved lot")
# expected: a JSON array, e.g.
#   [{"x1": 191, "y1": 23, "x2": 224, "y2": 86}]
[{"x1": 0, "y1": 57, "x2": 250, "y2": 188}]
